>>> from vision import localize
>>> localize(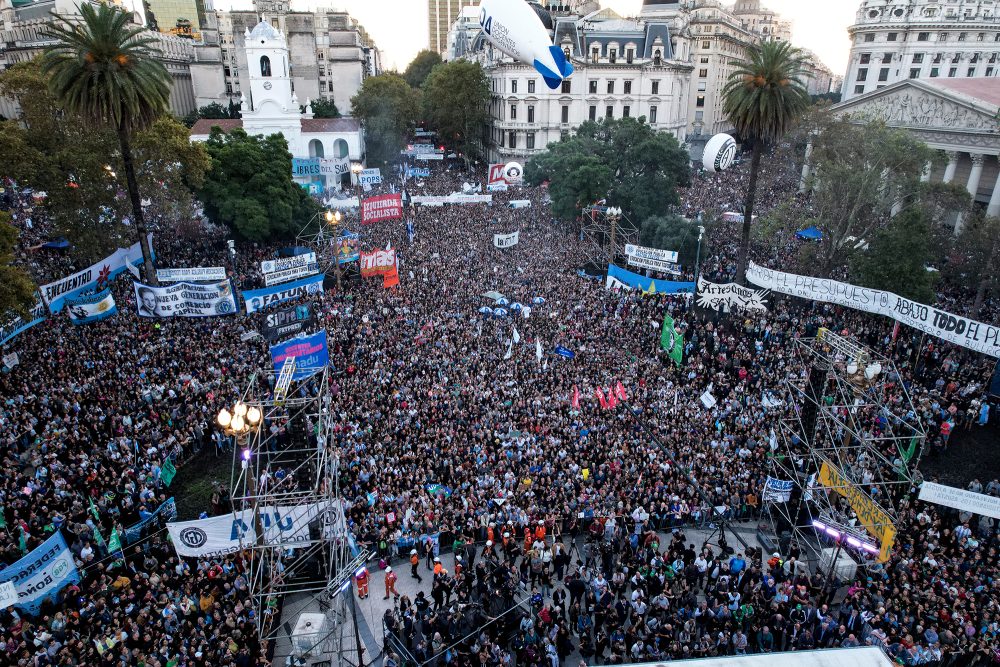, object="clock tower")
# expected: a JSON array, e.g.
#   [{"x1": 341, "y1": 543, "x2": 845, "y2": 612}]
[{"x1": 241, "y1": 20, "x2": 305, "y2": 154}]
